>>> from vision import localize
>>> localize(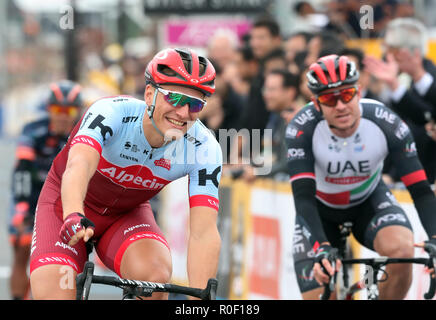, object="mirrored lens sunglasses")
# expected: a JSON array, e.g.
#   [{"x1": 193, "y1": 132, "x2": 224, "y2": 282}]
[
  {"x1": 48, "y1": 105, "x2": 80, "y2": 117},
  {"x1": 317, "y1": 87, "x2": 358, "y2": 107},
  {"x1": 157, "y1": 87, "x2": 207, "y2": 113}
]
